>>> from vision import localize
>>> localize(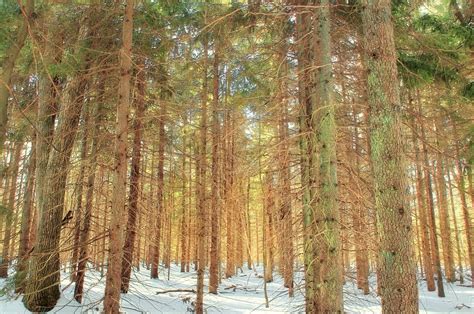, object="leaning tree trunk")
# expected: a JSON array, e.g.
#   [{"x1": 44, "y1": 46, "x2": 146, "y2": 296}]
[
  {"x1": 361, "y1": 0, "x2": 418, "y2": 312},
  {"x1": 23, "y1": 8, "x2": 98, "y2": 311},
  {"x1": 103, "y1": 0, "x2": 133, "y2": 312},
  {"x1": 23, "y1": 65, "x2": 89, "y2": 313}
]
